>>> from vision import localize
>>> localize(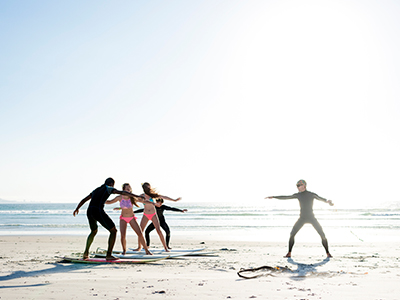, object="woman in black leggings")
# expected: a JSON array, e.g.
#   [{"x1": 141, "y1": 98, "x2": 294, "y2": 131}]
[
  {"x1": 266, "y1": 179, "x2": 334, "y2": 258},
  {"x1": 135, "y1": 199, "x2": 187, "y2": 249}
]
